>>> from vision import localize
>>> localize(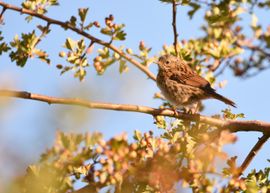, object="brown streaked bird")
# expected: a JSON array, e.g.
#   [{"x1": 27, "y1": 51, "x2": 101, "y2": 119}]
[{"x1": 156, "y1": 54, "x2": 236, "y2": 109}]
